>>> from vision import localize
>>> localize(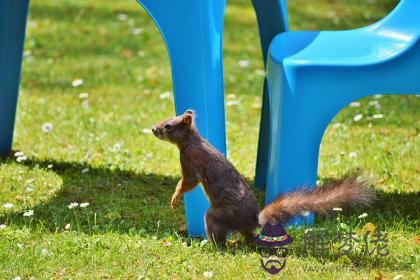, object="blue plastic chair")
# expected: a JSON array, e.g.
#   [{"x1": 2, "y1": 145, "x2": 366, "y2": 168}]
[
  {"x1": 0, "y1": 0, "x2": 226, "y2": 237},
  {"x1": 0, "y1": 0, "x2": 29, "y2": 157},
  {"x1": 260, "y1": 0, "x2": 420, "y2": 225},
  {"x1": 136, "y1": 1, "x2": 229, "y2": 236}
]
